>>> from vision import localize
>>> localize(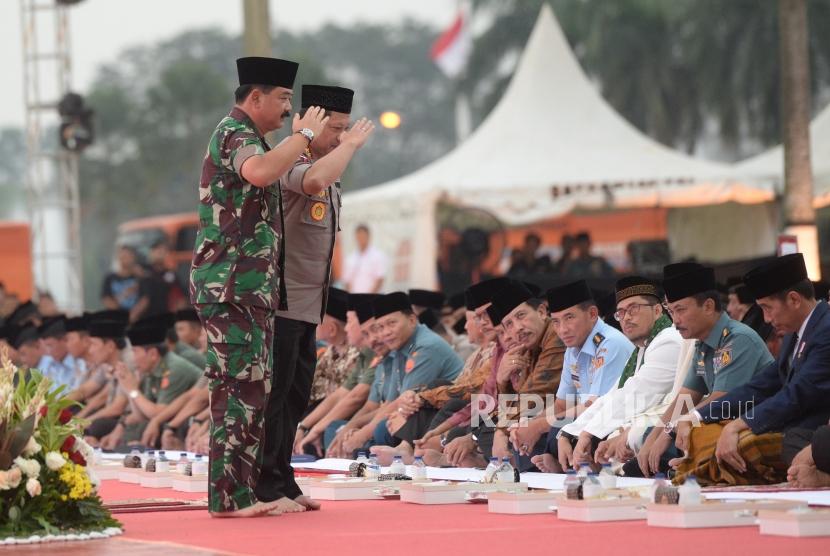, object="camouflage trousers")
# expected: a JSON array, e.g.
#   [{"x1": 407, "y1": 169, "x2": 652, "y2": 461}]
[{"x1": 196, "y1": 302, "x2": 275, "y2": 513}]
